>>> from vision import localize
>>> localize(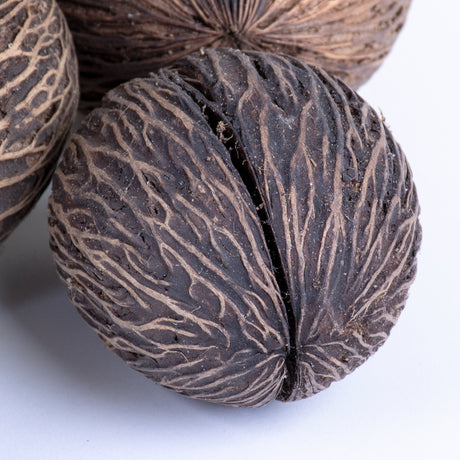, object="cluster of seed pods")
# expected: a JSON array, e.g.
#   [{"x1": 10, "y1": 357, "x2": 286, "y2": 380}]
[{"x1": 0, "y1": 0, "x2": 420, "y2": 407}]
